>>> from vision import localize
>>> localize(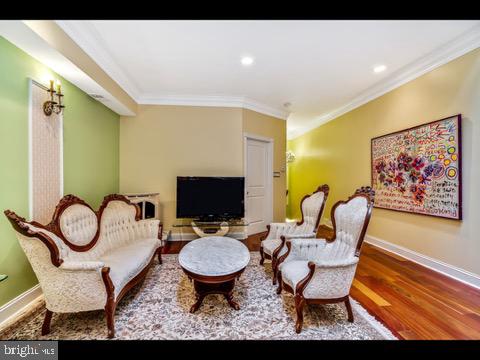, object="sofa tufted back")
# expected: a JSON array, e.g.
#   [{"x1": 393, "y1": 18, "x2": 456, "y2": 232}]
[
  {"x1": 5, "y1": 194, "x2": 160, "y2": 263},
  {"x1": 60, "y1": 199, "x2": 141, "y2": 260},
  {"x1": 99, "y1": 200, "x2": 139, "y2": 248},
  {"x1": 59, "y1": 204, "x2": 98, "y2": 247}
]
